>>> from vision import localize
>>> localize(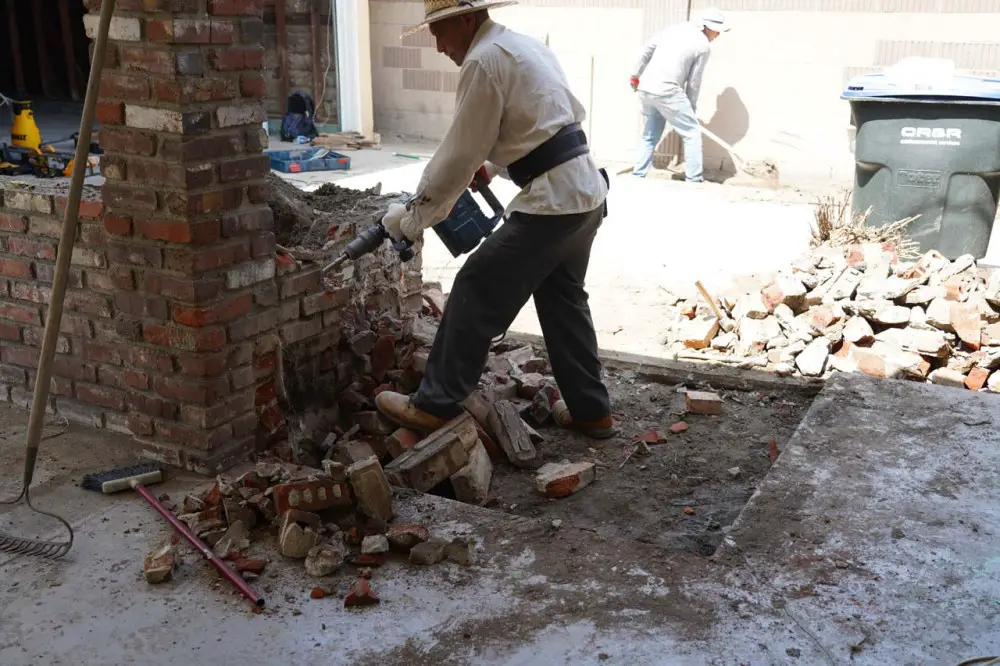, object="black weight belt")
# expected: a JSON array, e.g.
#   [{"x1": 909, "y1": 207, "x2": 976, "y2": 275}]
[{"x1": 506, "y1": 122, "x2": 609, "y2": 218}]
